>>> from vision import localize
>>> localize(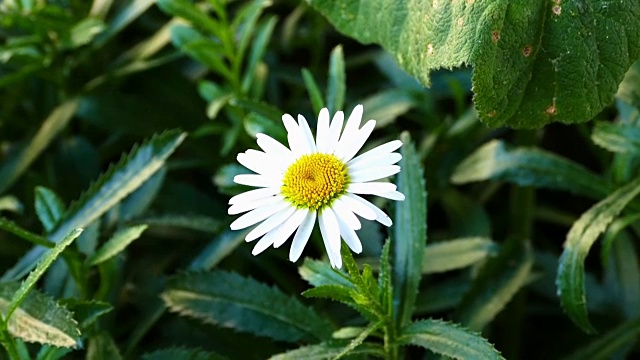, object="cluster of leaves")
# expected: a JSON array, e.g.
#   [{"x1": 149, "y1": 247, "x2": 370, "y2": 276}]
[{"x1": 1, "y1": 0, "x2": 640, "y2": 359}]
